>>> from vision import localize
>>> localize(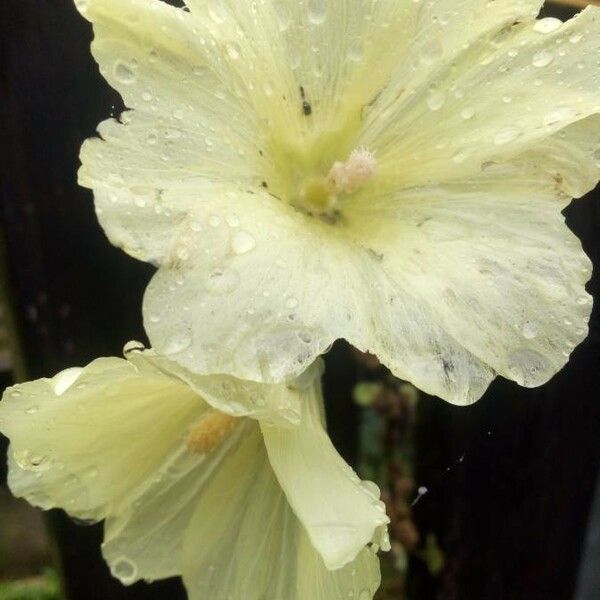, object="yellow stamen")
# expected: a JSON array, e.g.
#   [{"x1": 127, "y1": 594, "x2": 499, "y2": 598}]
[{"x1": 187, "y1": 410, "x2": 239, "y2": 454}]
